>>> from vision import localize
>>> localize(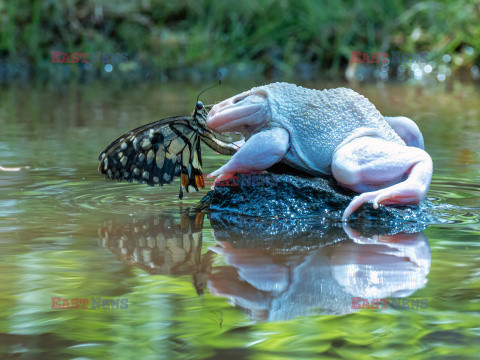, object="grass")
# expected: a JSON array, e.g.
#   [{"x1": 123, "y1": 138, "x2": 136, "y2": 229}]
[{"x1": 0, "y1": 0, "x2": 478, "y2": 83}]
